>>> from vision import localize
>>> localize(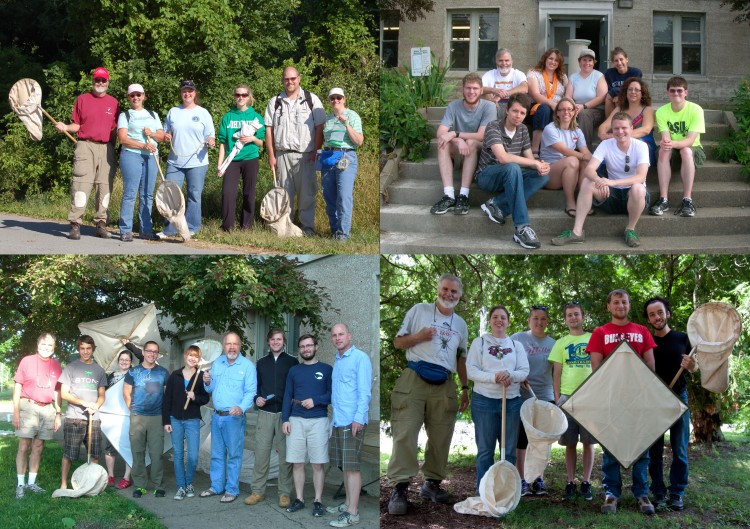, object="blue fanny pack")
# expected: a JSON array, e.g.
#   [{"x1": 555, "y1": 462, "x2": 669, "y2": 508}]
[
  {"x1": 319, "y1": 149, "x2": 344, "y2": 167},
  {"x1": 407, "y1": 360, "x2": 450, "y2": 385}
]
